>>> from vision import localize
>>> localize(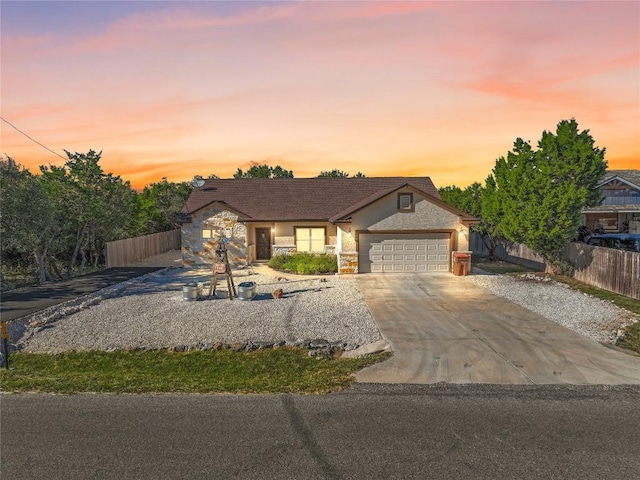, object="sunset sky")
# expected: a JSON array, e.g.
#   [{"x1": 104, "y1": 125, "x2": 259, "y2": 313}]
[{"x1": 1, "y1": 1, "x2": 638, "y2": 190}]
